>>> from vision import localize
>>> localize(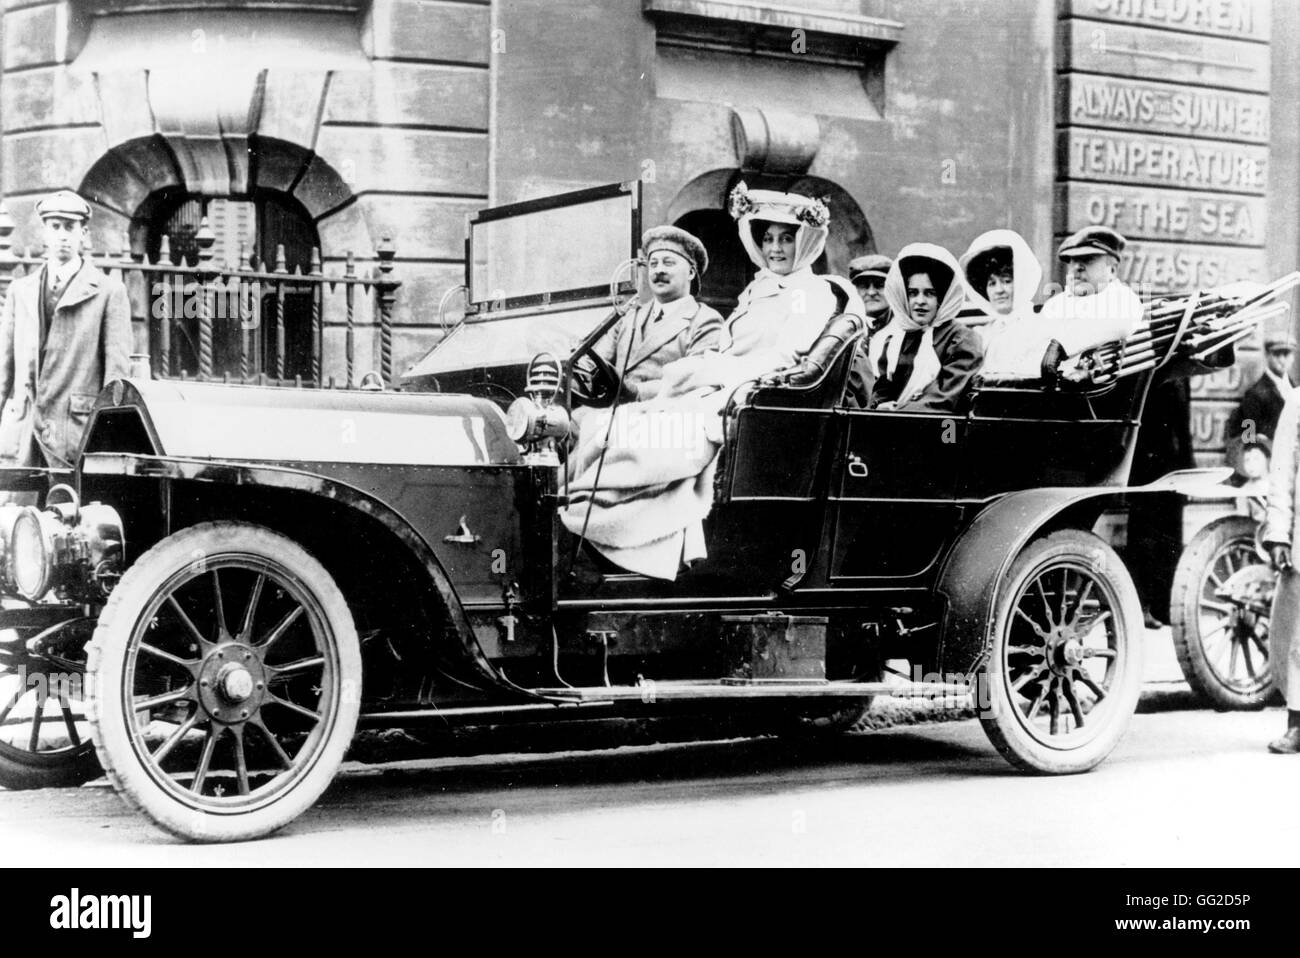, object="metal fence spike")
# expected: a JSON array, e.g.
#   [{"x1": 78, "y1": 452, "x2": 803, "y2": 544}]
[{"x1": 196, "y1": 217, "x2": 216, "y2": 262}]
